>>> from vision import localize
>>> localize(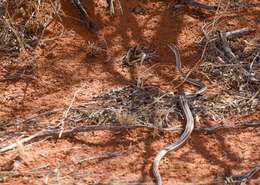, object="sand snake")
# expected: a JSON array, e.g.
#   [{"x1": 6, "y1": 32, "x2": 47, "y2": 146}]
[{"x1": 152, "y1": 44, "x2": 207, "y2": 185}]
